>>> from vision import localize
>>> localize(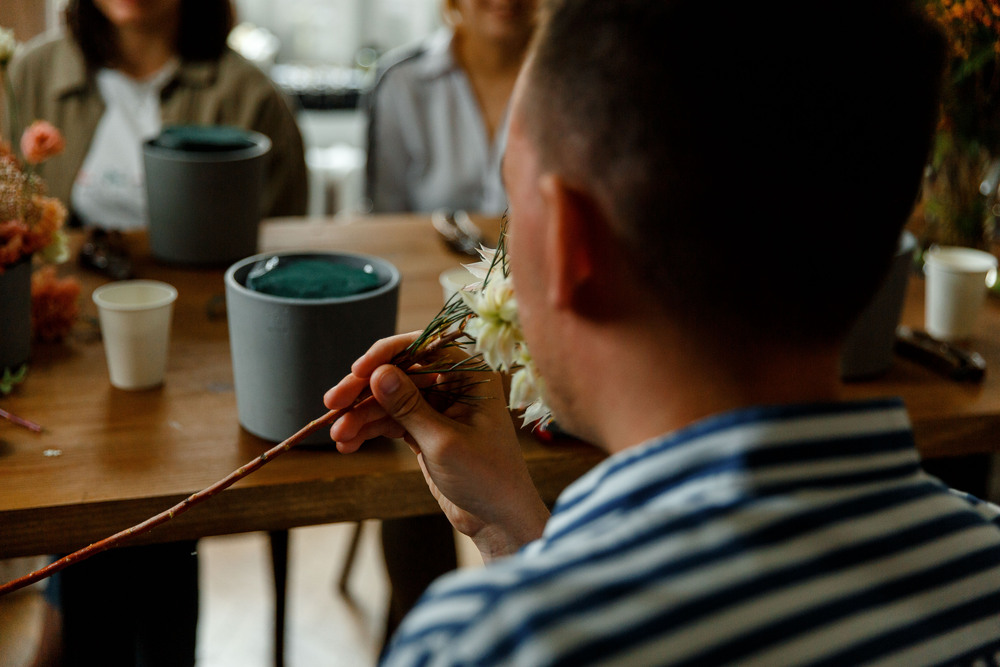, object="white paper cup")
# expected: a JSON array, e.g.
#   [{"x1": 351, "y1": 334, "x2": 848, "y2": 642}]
[
  {"x1": 924, "y1": 246, "x2": 998, "y2": 341},
  {"x1": 439, "y1": 265, "x2": 476, "y2": 303},
  {"x1": 93, "y1": 280, "x2": 178, "y2": 390}
]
